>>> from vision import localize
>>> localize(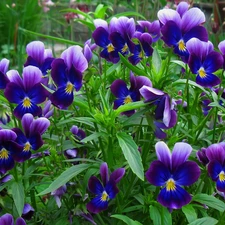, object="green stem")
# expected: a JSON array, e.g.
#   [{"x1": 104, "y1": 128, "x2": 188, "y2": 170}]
[{"x1": 96, "y1": 213, "x2": 107, "y2": 225}]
